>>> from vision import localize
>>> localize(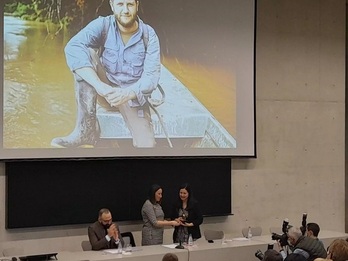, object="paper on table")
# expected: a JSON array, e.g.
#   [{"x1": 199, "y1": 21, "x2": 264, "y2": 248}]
[
  {"x1": 232, "y1": 237, "x2": 249, "y2": 241},
  {"x1": 103, "y1": 249, "x2": 120, "y2": 254},
  {"x1": 162, "y1": 244, "x2": 179, "y2": 249},
  {"x1": 103, "y1": 247, "x2": 142, "y2": 254}
]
